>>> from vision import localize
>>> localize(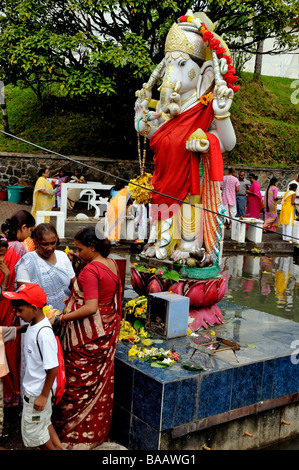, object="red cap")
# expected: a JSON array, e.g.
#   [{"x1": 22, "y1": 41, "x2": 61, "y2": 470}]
[{"x1": 3, "y1": 283, "x2": 47, "y2": 308}]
